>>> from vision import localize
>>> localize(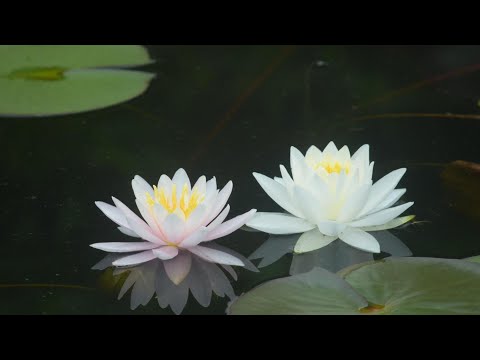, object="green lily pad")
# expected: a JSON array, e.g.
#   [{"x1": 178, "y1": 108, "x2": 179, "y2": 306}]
[
  {"x1": 343, "y1": 257, "x2": 480, "y2": 314},
  {"x1": 229, "y1": 257, "x2": 480, "y2": 315},
  {"x1": 0, "y1": 45, "x2": 153, "y2": 73},
  {"x1": 465, "y1": 255, "x2": 480, "y2": 264},
  {"x1": 0, "y1": 45, "x2": 155, "y2": 117},
  {"x1": 228, "y1": 267, "x2": 368, "y2": 315}
]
